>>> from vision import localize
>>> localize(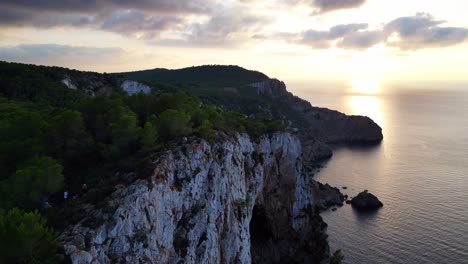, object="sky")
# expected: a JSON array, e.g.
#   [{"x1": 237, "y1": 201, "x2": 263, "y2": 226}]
[{"x1": 1, "y1": 0, "x2": 468, "y2": 86}]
